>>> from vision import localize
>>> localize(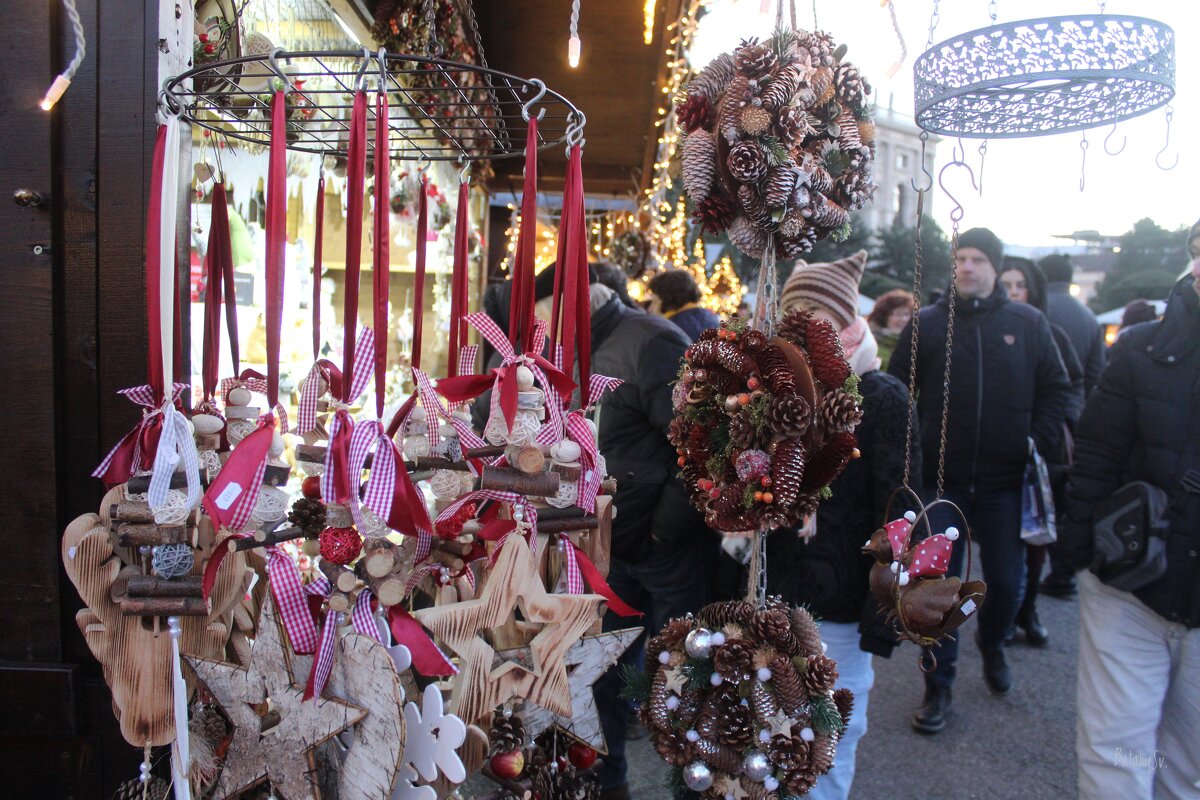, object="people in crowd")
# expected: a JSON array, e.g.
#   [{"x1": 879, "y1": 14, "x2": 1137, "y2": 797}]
[
  {"x1": 999, "y1": 256, "x2": 1086, "y2": 647},
  {"x1": 867, "y1": 288, "x2": 915, "y2": 370},
  {"x1": 889, "y1": 228, "x2": 1072, "y2": 733},
  {"x1": 594, "y1": 260, "x2": 642, "y2": 309},
  {"x1": 645, "y1": 268, "x2": 721, "y2": 341},
  {"x1": 766, "y1": 251, "x2": 916, "y2": 798},
  {"x1": 1060, "y1": 259, "x2": 1200, "y2": 799},
  {"x1": 1119, "y1": 299, "x2": 1158, "y2": 331}
]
